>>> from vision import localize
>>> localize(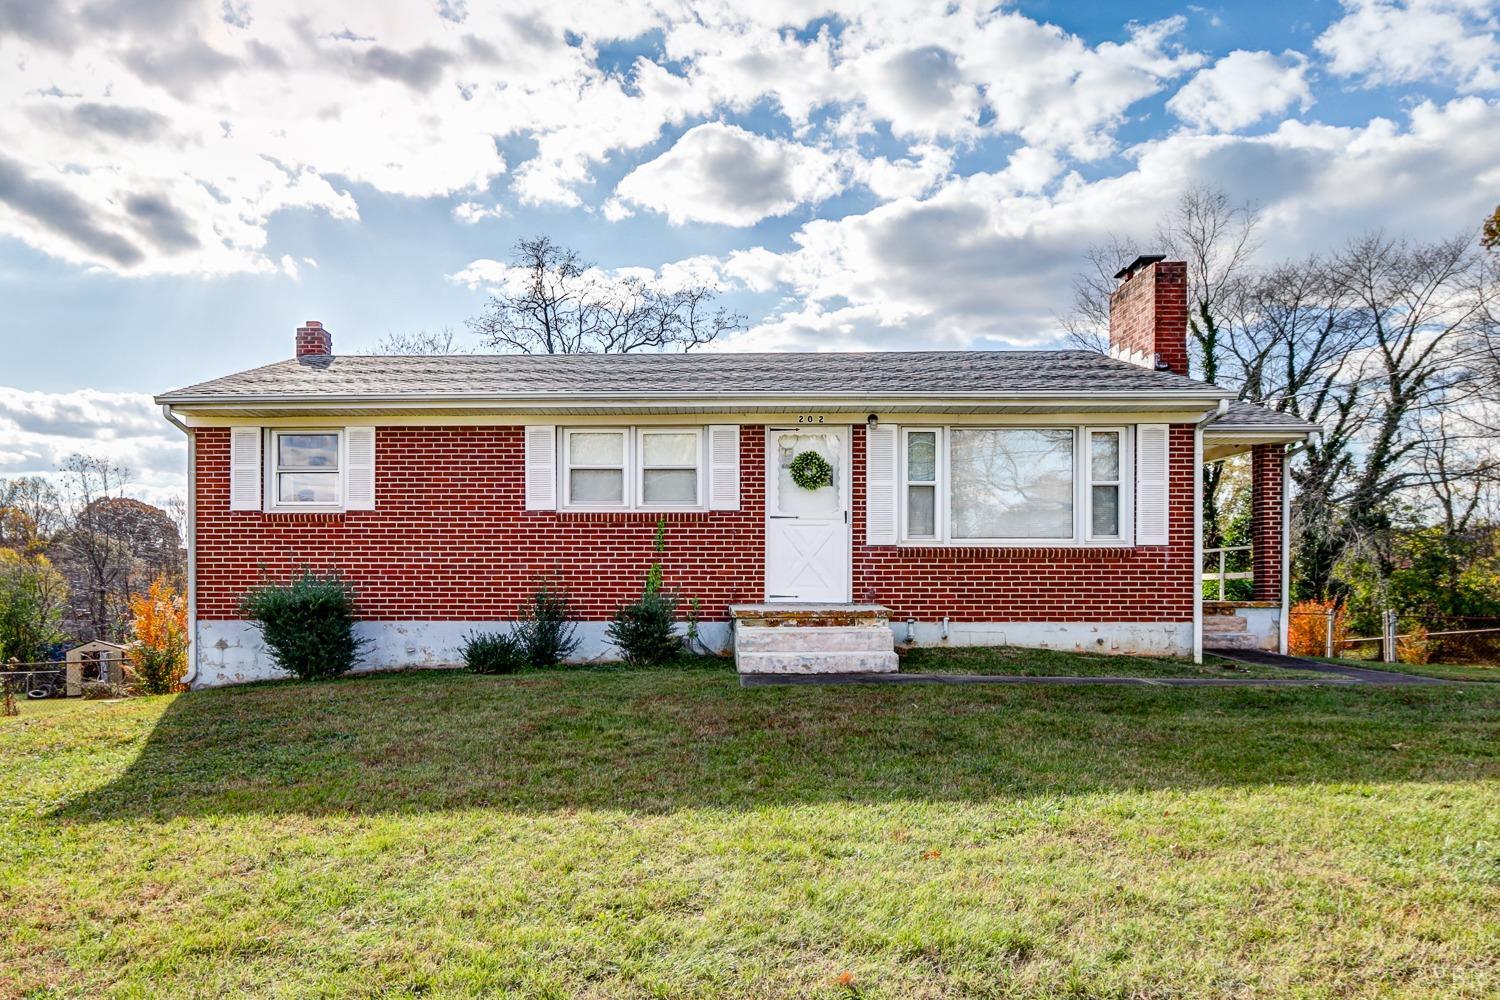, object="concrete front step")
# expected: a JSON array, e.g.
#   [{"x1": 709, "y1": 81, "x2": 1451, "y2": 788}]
[
  {"x1": 730, "y1": 604, "x2": 898, "y2": 675},
  {"x1": 1205, "y1": 633, "x2": 1262, "y2": 651},
  {"x1": 735, "y1": 626, "x2": 895, "y2": 653},
  {"x1": 736, "y1": 650, "x2": 900, "y2": 674},
  {"x1": 1202, "y1": 614, "x2": 1249, "y2": 633}
]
